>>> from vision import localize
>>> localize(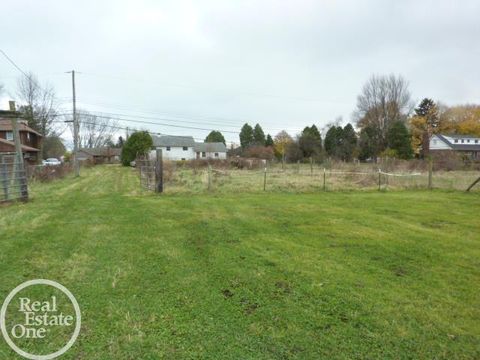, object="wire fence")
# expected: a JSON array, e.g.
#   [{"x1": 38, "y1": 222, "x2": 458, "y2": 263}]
[
  {"x1": 0, "y1": 153, "x2": 29, "y2": 203},
  {"x1": 136, "y1": 150, "x2": 163, "y2": 192},
  {"x1": 152, "y1": 161, "x2": 480, "y2": 194}
]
